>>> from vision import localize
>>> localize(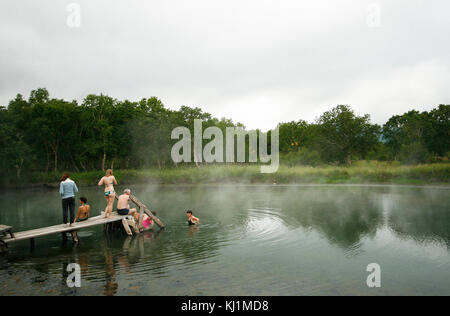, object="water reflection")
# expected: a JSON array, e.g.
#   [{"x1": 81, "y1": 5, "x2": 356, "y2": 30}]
[
  {"x1": 0, "y1": 185, "x2": 448, "y2": 295},
  {"x1": 284, "y1": 189, "x2": 384, "y2": 250},
  {"x1": 386, "y1": 189, "x2": 450, "y2": 247}
]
